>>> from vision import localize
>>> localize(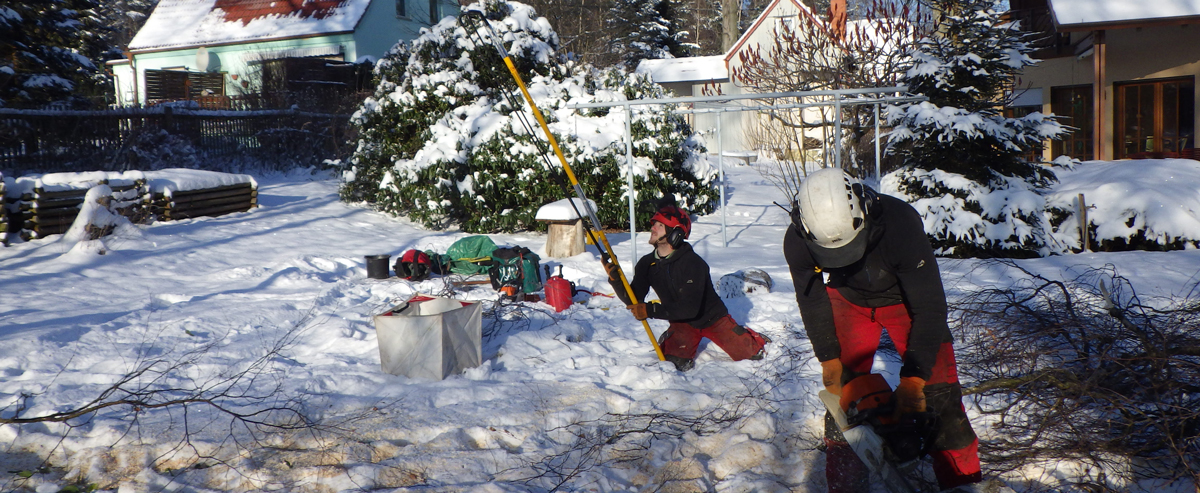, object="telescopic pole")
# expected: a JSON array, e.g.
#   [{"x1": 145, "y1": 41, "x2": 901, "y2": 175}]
[{"x1": 460, "y1": 11, "x2": 664, "y2": 361}]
